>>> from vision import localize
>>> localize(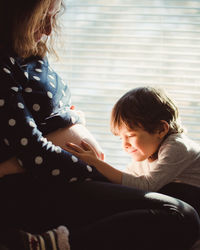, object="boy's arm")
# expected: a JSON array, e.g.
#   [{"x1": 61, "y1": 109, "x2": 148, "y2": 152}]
[
  {"x1": 66, "y1": 140, "x2": 122, "y2": 184},
  {"x1": 91, "y1": 159, "x2": 122, "y2": 184}
]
